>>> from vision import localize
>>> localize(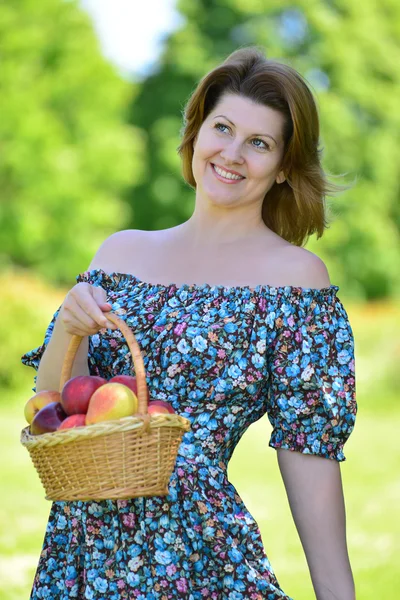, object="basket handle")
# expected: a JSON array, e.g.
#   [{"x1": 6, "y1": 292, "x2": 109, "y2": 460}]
[{"x1": 59, "y1": 312, "x2": 149, "y2": 415}]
